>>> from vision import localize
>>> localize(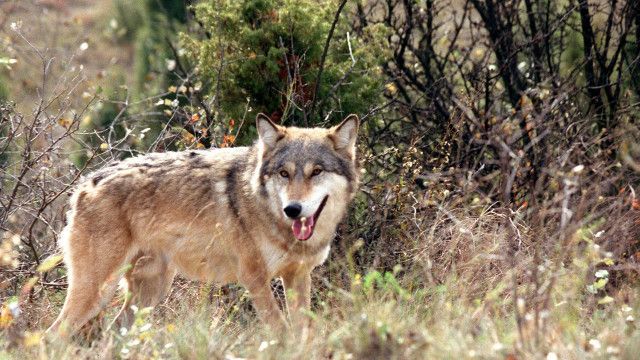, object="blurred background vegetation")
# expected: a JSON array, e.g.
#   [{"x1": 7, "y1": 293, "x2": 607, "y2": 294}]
[{"x1": 1, "y1": 0, "x2": 640, "y2": 358}]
